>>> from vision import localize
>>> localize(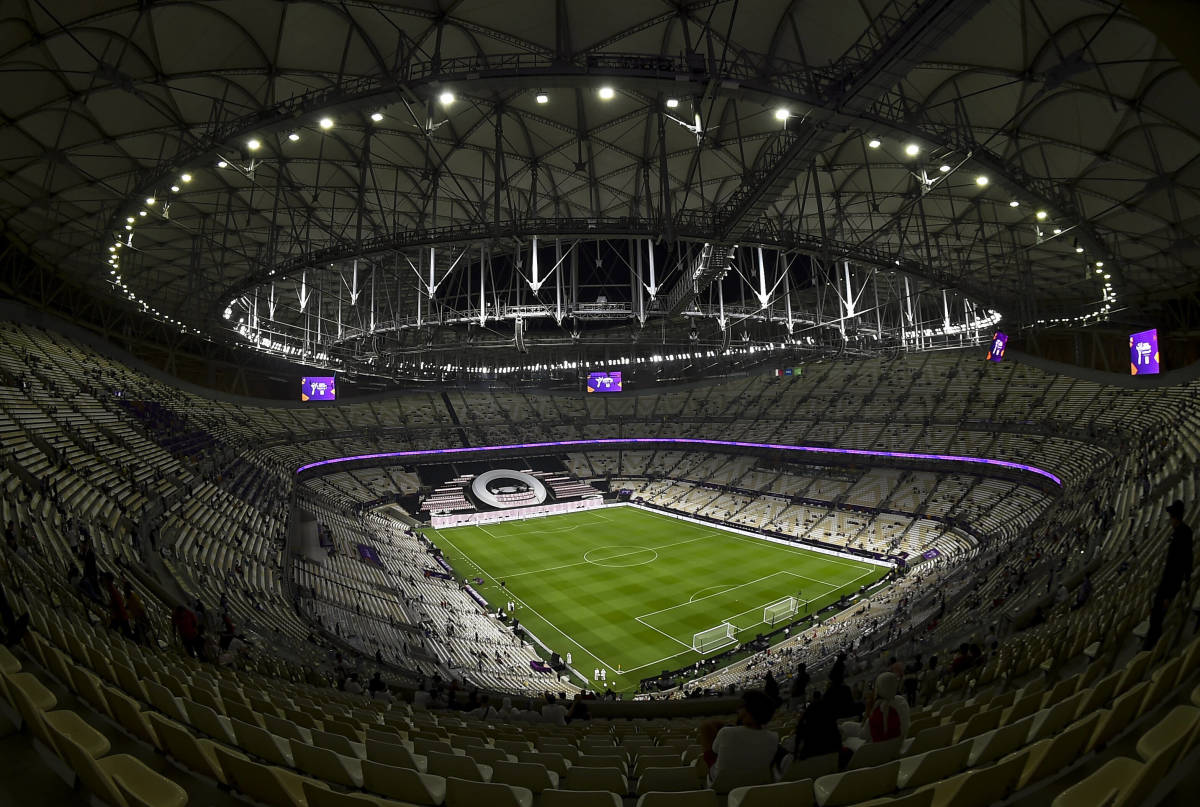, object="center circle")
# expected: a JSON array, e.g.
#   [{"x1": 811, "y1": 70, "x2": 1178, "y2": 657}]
[{"x1": 583, "y1": 545, "x2": 659, "y2": 568}]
